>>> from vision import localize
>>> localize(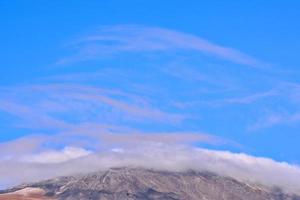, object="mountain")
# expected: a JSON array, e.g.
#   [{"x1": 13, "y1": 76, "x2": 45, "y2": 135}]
[{"x1": 0, "y1": 167, "x2": 299, "y2": 200}]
